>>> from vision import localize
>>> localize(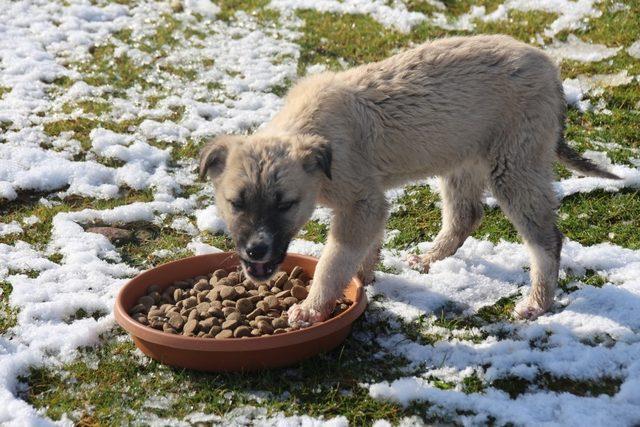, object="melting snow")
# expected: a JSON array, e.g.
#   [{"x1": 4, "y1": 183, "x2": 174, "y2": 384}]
[
  {"x1": 628, "y1": 40, "x2": 640, "y2": 59},
  {"x1": 1, "y1": 0, "x2": 640, "y2": 425},
  {"x1": 545, "y1": 35, "x2": 621, "y2": 62}
]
